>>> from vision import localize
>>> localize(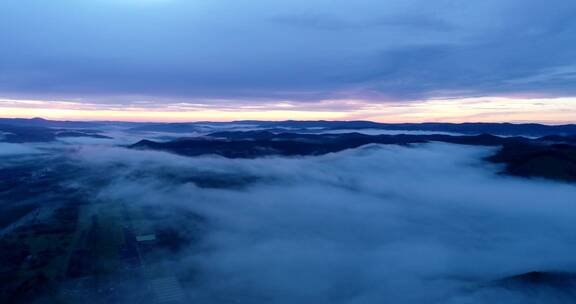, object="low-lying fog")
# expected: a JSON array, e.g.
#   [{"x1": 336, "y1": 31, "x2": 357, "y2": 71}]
[
  {"x1": 50, "y1": 141, "x2": 576, "y2": 304},
  {"x1": 2, "y1": 135, "x2": 576, "y2": 303}
]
